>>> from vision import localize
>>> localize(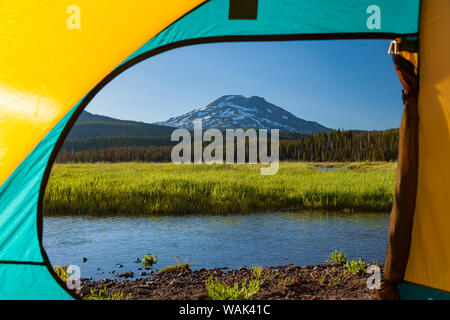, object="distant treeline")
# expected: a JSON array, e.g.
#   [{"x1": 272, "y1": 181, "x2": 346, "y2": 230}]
[
  {"x1": 62, "y1": 136, "x2": 174, "y2": 151},
  {"x1": 56, "y1": 129, "x2": 399, "y2": 163},
  {"x1": 280, "y1": 129, "x2": 399, "y2": 162}
]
